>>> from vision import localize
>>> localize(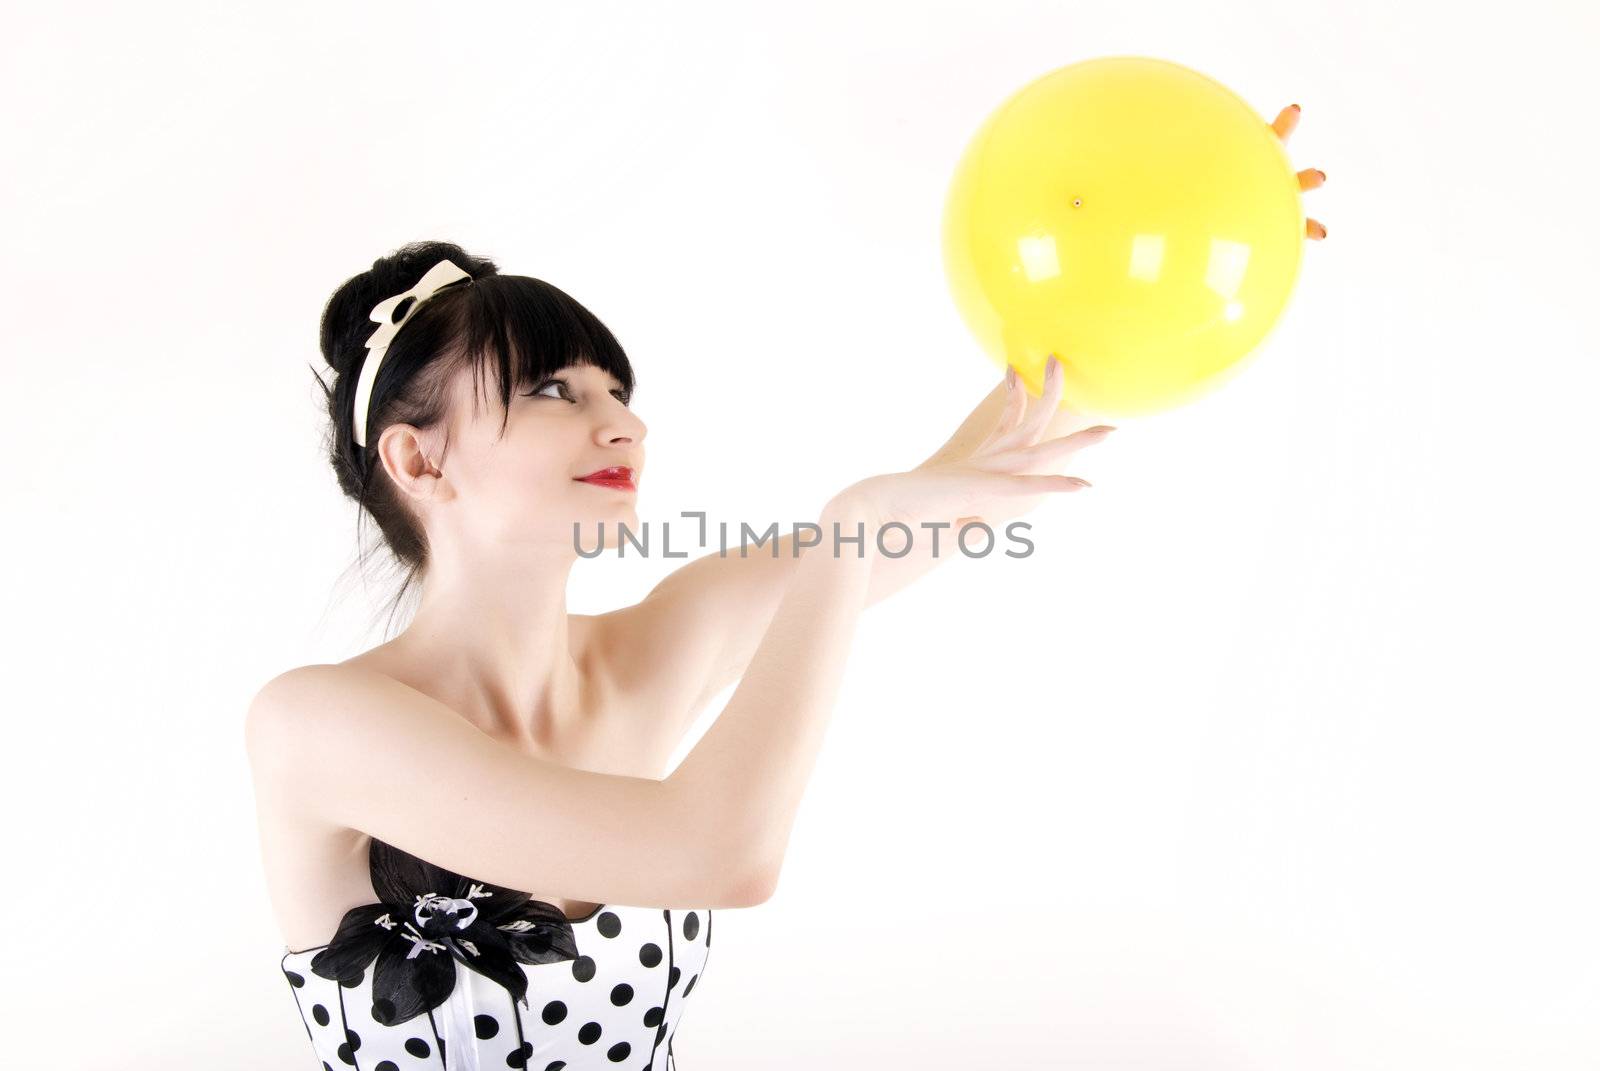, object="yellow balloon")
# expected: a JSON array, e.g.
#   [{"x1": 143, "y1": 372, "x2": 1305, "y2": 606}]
[{"x1": 942, "y1": 56, "x2": 1306, "y2": 416}]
